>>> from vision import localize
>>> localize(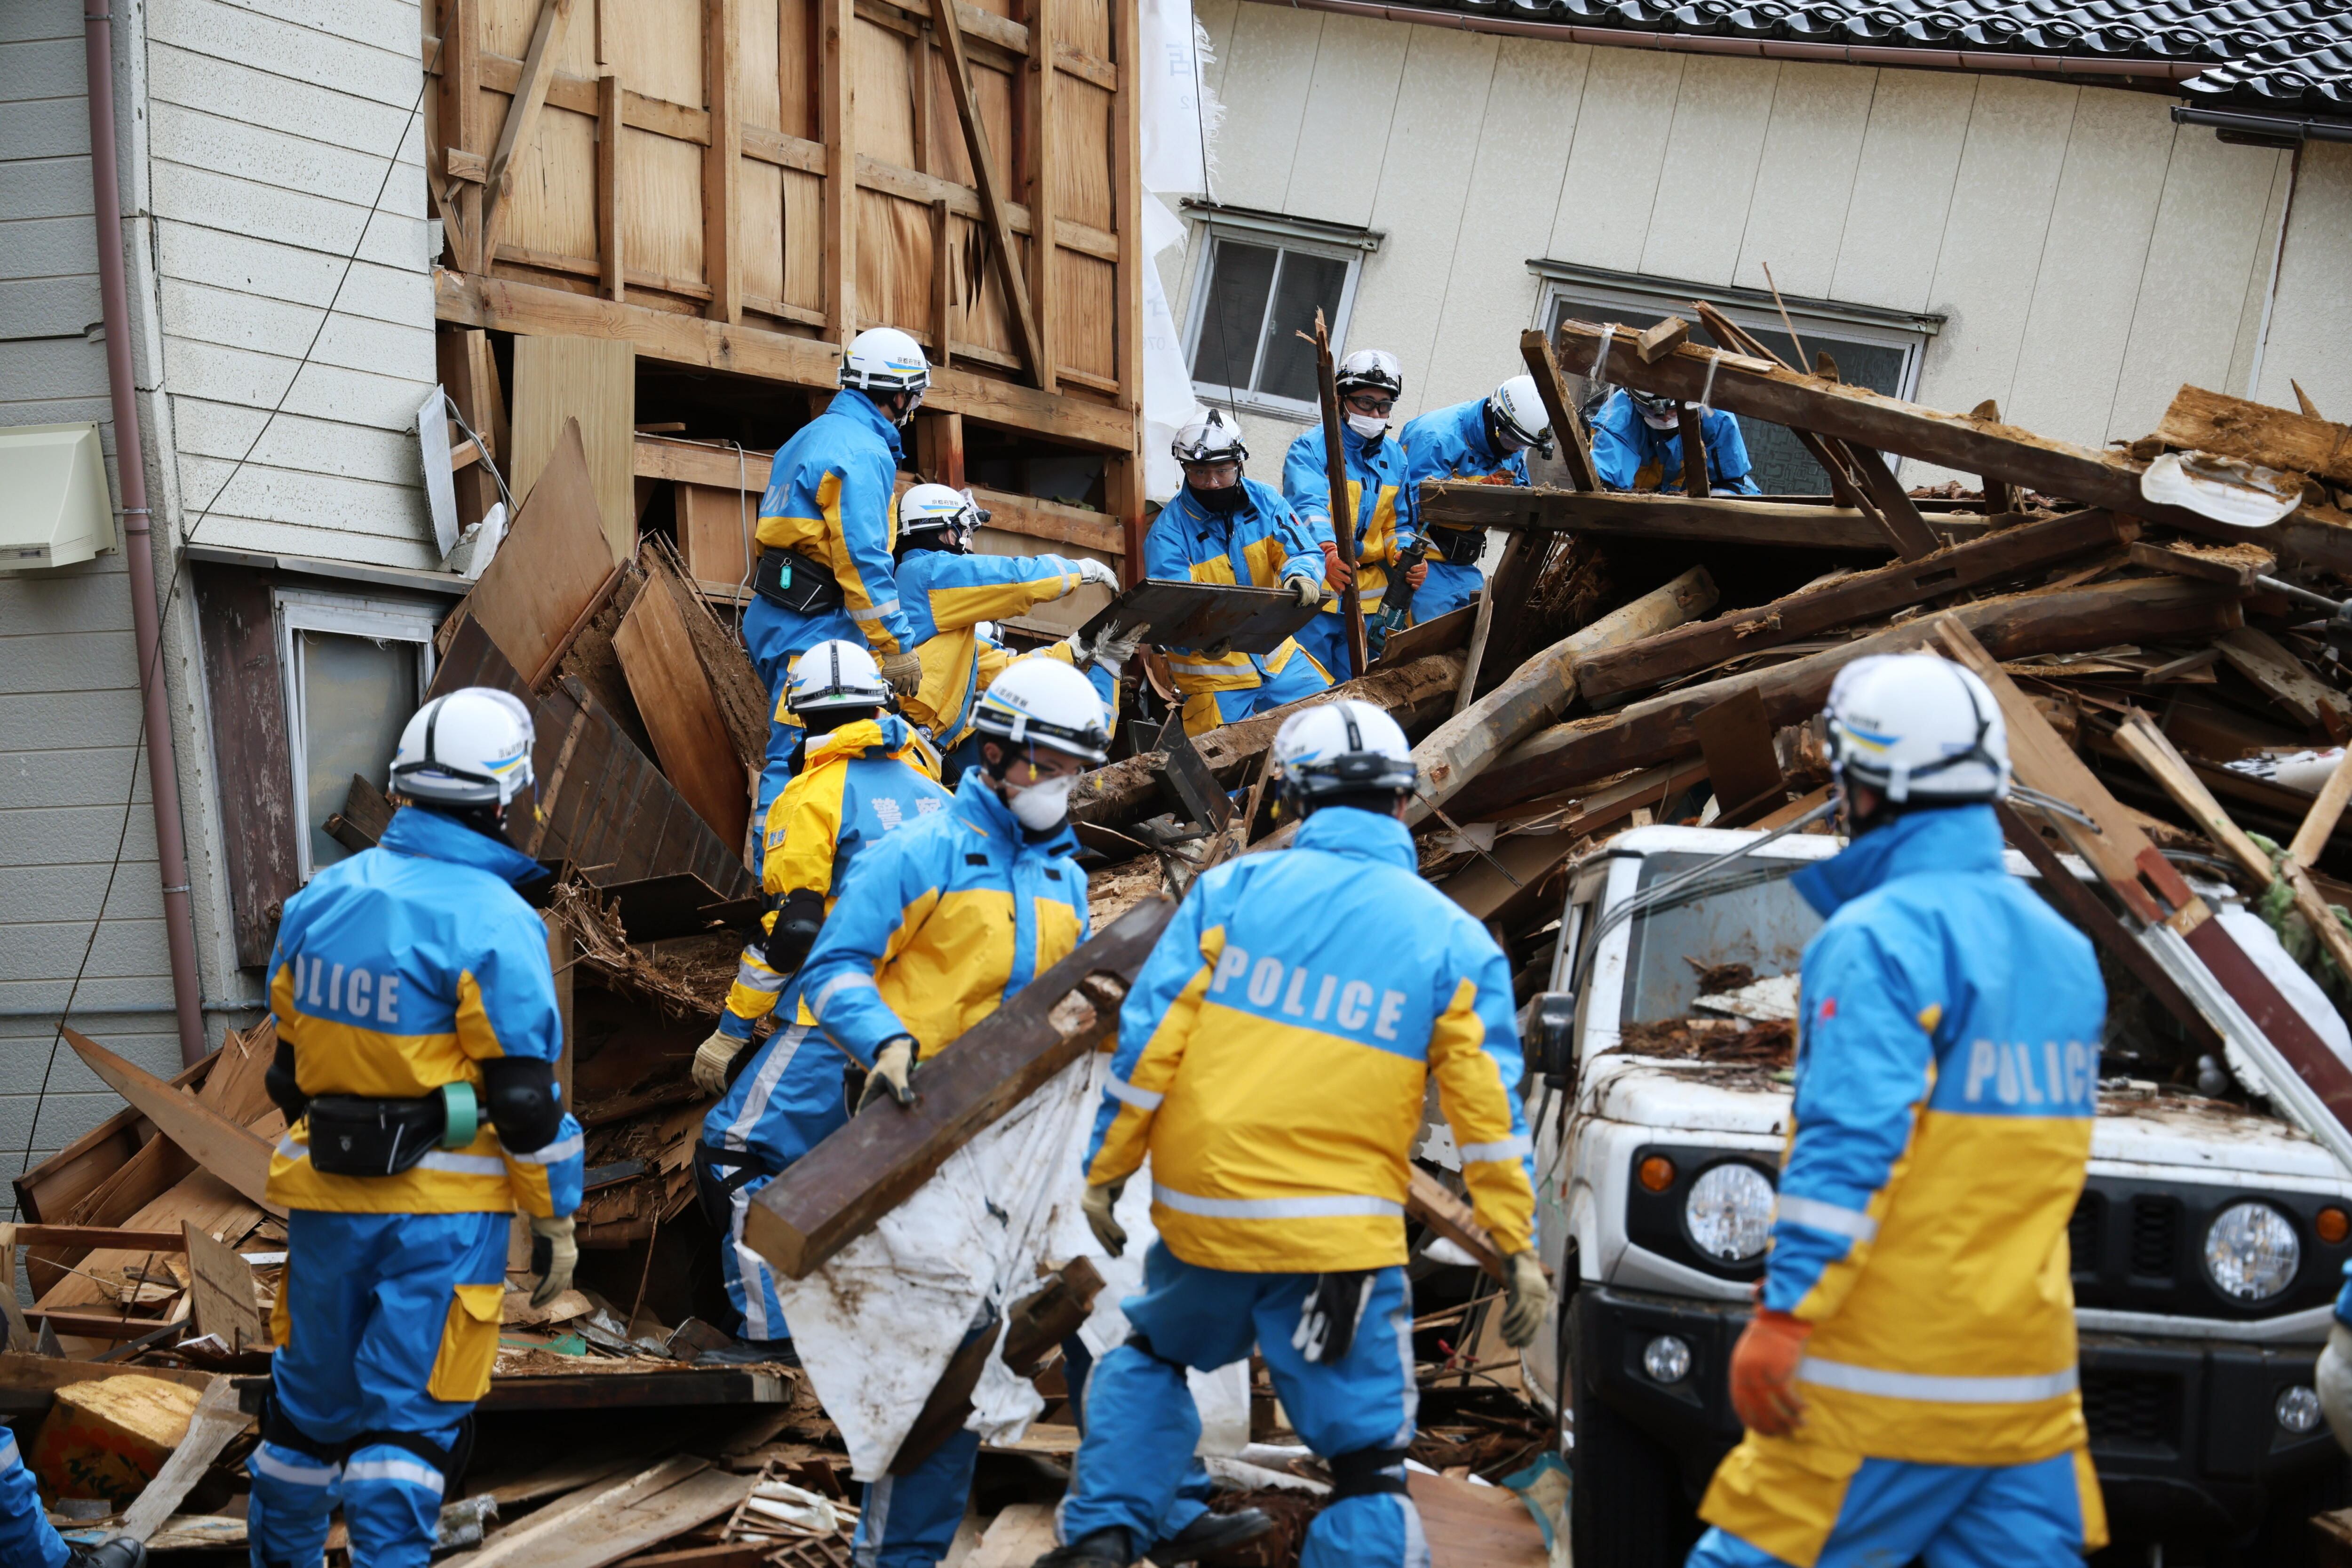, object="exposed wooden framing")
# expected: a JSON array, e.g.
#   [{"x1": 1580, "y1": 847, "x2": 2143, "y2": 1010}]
[
  {"x1": 703, "y1": 0, "x2": 740, "y2": 323},
  {"x1": 850, "y1": 156, "x2": 1115, "y2": 258},
  {"x1": 480, "y1": 0, "x2": 577, "y2": 263},
  {"x1": 742, "y1": 125, "x2": 826, "y2": 172},
  {"x1": 1518, "y1": 330, "x2": 1596, "y2": 491},
  {"x1": 1024, "y1": 0, "x2": 1057, "y2": 390},
  {"x1": 1108, "y1": 0, "x2": 1145, "y2": 576},
  {"x1": 596, "y1": 72, "x2": 623, "y2": 303},
  {"x1": 929, "y1": 0, "x2": 1050, "y2": 390},
  {"x1": 1417, "y1": 483, "x2": 1993, "y2": 553},
  {"x1": 1676, "y1": 404, "x2": 1710, "y2": 499},
  {"x1": 930, "y1": 198, "x2": 954, "y2": 365},
  {"x1": 1970, "y1": 399, "x2": 2015, "y2": 514},
  {"x1": 441, "y1": 0, "x2": 485, "y2": 272},
  {"x1": 437, "y1": 326, "x2": 506, "y2": 528},
  {"x1": 823, "y1": 0, "x2": 854, "y2": 343},
  {"x1": 915, "y1": 410, "x2": 964, "y2": 486},
  {"x1": 2156, "y1": 385, "x2": 2352, "y2": 489}
]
